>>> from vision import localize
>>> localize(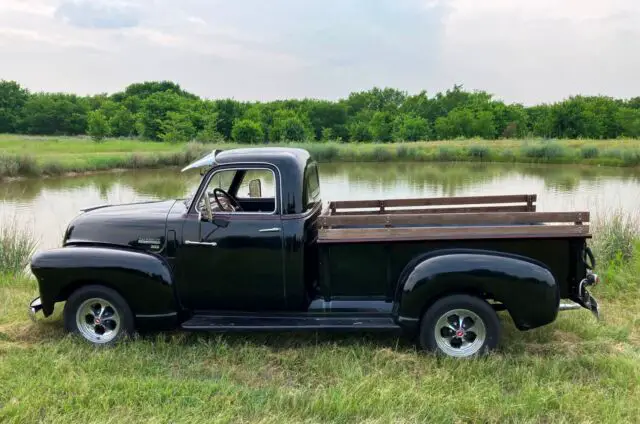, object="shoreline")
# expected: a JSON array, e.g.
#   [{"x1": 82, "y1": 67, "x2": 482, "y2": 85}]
[{"x1": 1, "y1": 136, "x2": 640, "y2": 179}]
